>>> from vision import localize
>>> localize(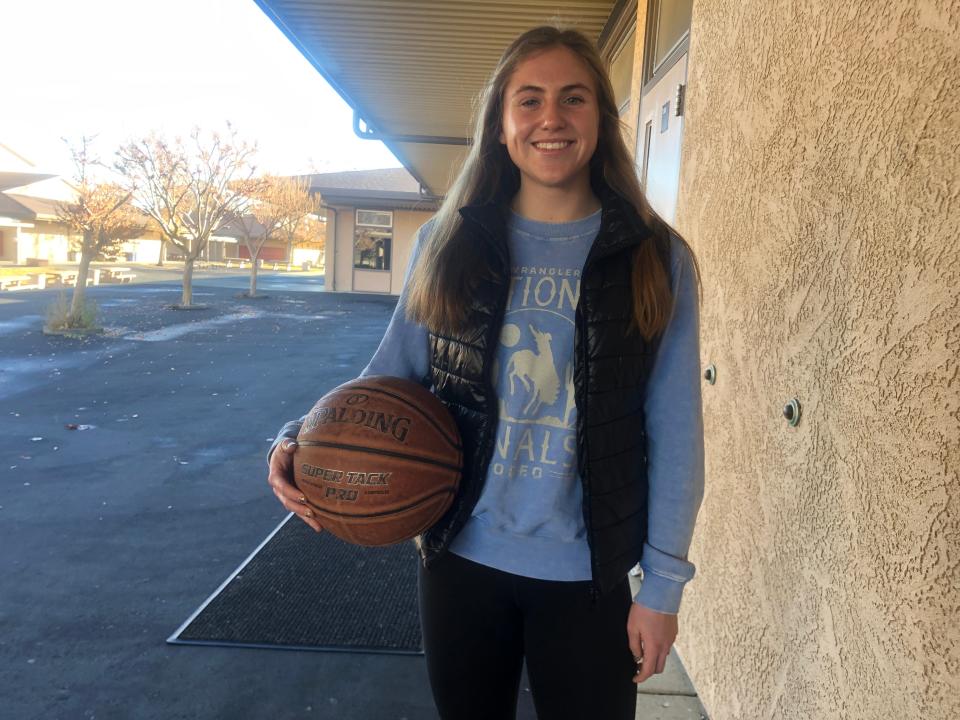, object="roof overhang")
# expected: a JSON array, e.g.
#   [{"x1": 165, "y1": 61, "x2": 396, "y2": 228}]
[
  {"x1": 0, "y1": 171, "x2": 55, "y2": 192},
  {"x1": 3, "y1": 193, "x2": 61, "y2": 221},
  {"x1": 0, "y1": 217, "x2": 35, "y2": 228},
  {"x1": 0, "y1": 193, "x2": 35, "y2": 221},
  {"x1": 254, "y1": 0, "x2": 620, "y2": 196},
  {"x1": 316, "y1": 188, "x2": 439, "y2": 211}
]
